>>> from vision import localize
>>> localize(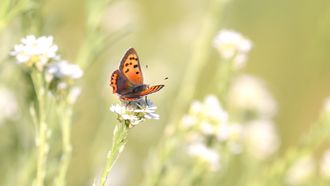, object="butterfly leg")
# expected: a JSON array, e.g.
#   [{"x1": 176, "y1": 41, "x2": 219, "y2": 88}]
[
  {"x1": 145, "y1": 96, "x2": 149, "y2": 106},
  {"x1": 125, "y1": 101, "x2": 132, "y2": 107}
]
